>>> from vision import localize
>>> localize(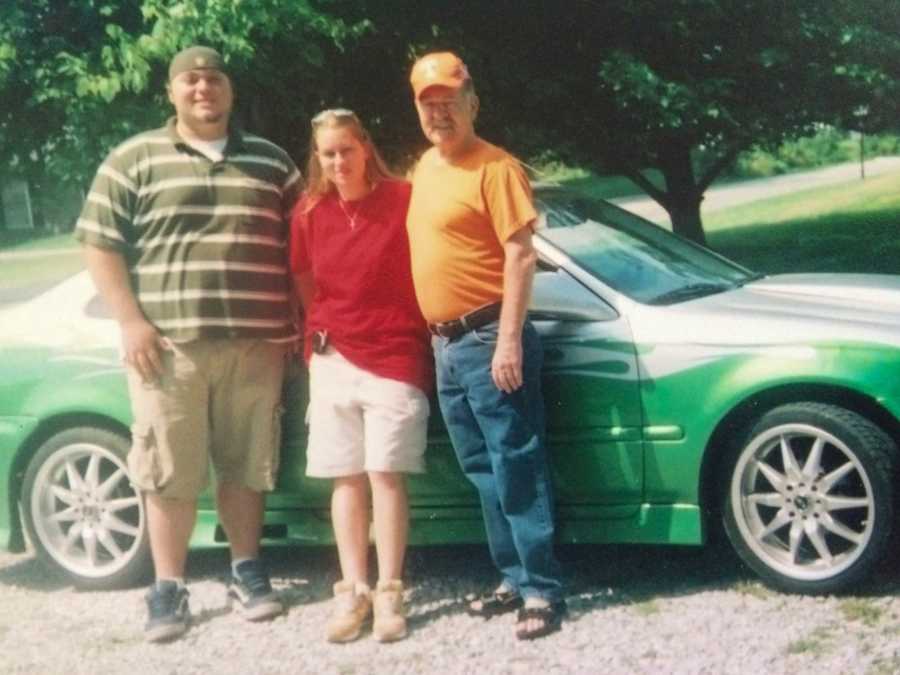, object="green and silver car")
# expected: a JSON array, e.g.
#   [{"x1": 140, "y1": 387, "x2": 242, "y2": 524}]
[{"x1": 1, "y1": 189, "x2": 899, "y2": 595}]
